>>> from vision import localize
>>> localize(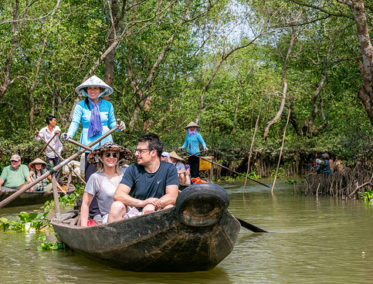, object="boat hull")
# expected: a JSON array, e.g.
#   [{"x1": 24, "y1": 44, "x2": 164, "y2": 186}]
[
  {"x1": 52, "y1": 183, "x2": 240, "y2": 271},
  {"x1": 0, "y1": 188, "x2": 53, "y2": 207}
]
